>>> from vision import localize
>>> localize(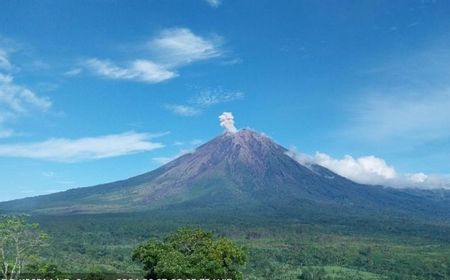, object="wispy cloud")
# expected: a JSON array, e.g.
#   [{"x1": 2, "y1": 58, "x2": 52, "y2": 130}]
[
  {"x1": 287, "y1": 149, "x2": 450, "y2": 190},
  {"x1": 204, "y1": 0, "x2": 222, "y2": 8},
  {"x1": 42, "y1": 171, "x2": 55, "y2": 177},
  {"x1": 83, "y1": 28, "x2": 223, "y2": 84},
  {"x1": 84, "y1": 58, "x2": 177, "y2": 83},
  {"x1": 153, "y1": 148, "x2": 194, "y2": 165},
  {"x1": 165, "y1": 87, "x2": 244, "y2": 117},
  {"x1": 342, "y1": 40, "x2": 450, "y2": 150},
  {"x1": 190, "y1": 139, "x2": 204, "y2": 145},
  {"x1": 0, "y1": 48, "x2": 12, "y2": 70},
  {"x1": 190, "y1": 88, "x2": 244, "y2": 107},
  {"x1": 154, "y1": 138, "x2": 204, "y2": 165},
  {"x1": 0, "y1": 132, "x2": 164, "y2": 162},
  {"x1": 0, "y1": 48, "x2": 51, "y2": 137},
  {"x1": 0, "y1": 76, "x2": 51, "y2": 113},
  {"x1": 164, "y1": 104, "x2": 200, "y2": 116},
  {"x1": 173, "y1": 139, "x2": 203, "y2": 146},
  {"x1": 364, "y1": 42, "x2": 450, "y2": 88},
  {"x1": 64, "y1": 68, "x2": 82, "y2": 76},
  {"x1": 148, "y1": 28, "x2": 222, "y2": 66},
  {"x1": 346, "y1": 89, "x2": 450, "y2": 142}
]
